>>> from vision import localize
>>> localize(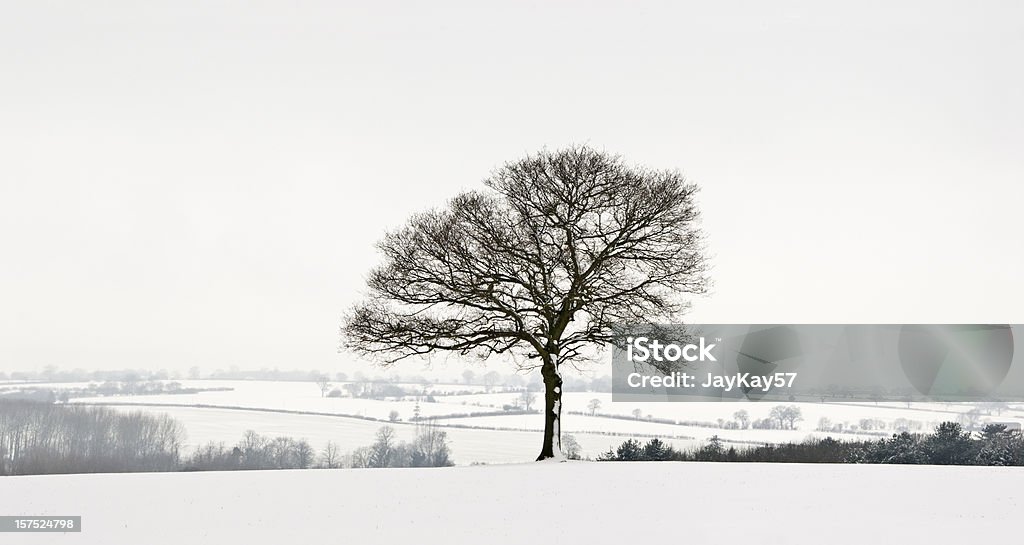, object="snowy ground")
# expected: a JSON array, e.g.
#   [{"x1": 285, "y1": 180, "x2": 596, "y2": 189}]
[{"x1": 2, "y1": 462, "x2": 1021, "y2": 544}]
